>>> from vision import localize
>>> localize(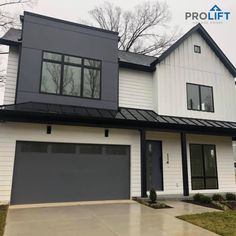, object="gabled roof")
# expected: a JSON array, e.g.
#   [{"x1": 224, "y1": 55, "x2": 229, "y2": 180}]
[
  {"x1": 0, "y1": 28, "x2": 22, "y2": 46},
  {"x1": 0, "y1": 102, "x2": 236, "y2": 135},
  {"x1": 151, "y1": 23, "x2": 236, "y2": 77}
]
